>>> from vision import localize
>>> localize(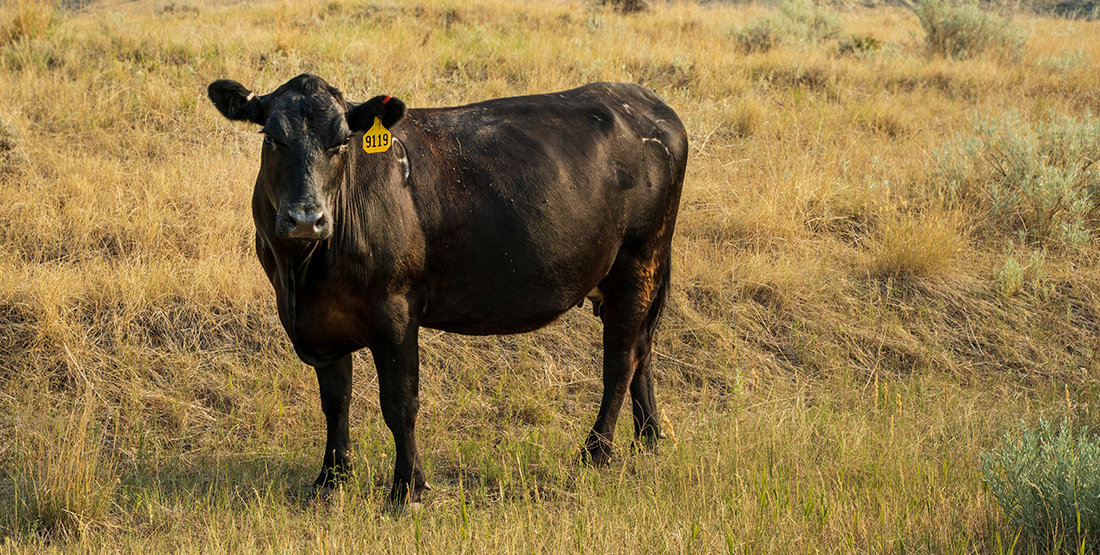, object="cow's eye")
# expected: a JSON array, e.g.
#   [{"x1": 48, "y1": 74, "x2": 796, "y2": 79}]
[{"x1": 260, "y1": 130, "x2": 286, "y2": 149}]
